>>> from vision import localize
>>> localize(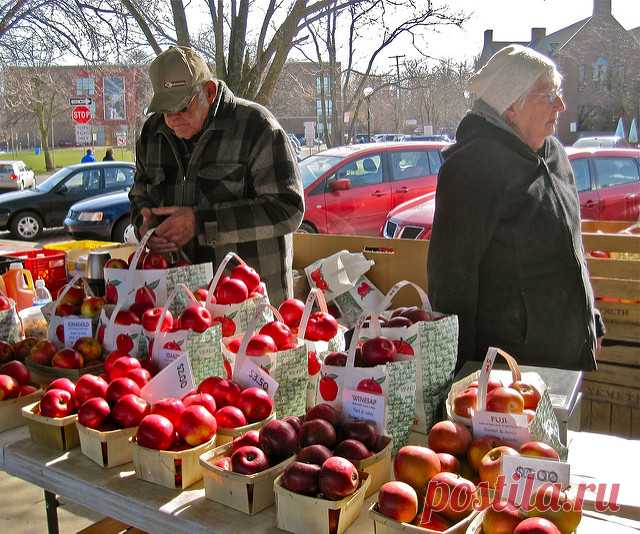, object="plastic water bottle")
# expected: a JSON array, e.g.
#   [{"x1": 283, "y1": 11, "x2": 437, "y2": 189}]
[{"x1": 33, "y1": 279, "x2": 52, "y2": 307}]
